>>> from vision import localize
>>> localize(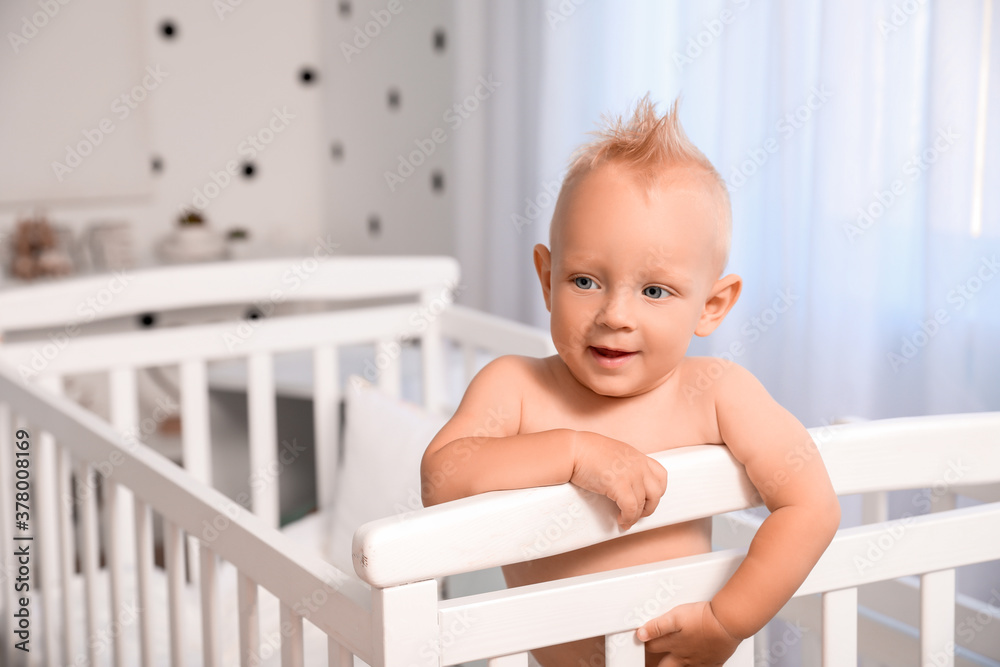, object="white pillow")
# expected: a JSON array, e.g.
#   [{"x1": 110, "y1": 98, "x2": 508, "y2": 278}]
[{"x1": 325, "y1": 375, "x2": 449, "y2": 574}]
